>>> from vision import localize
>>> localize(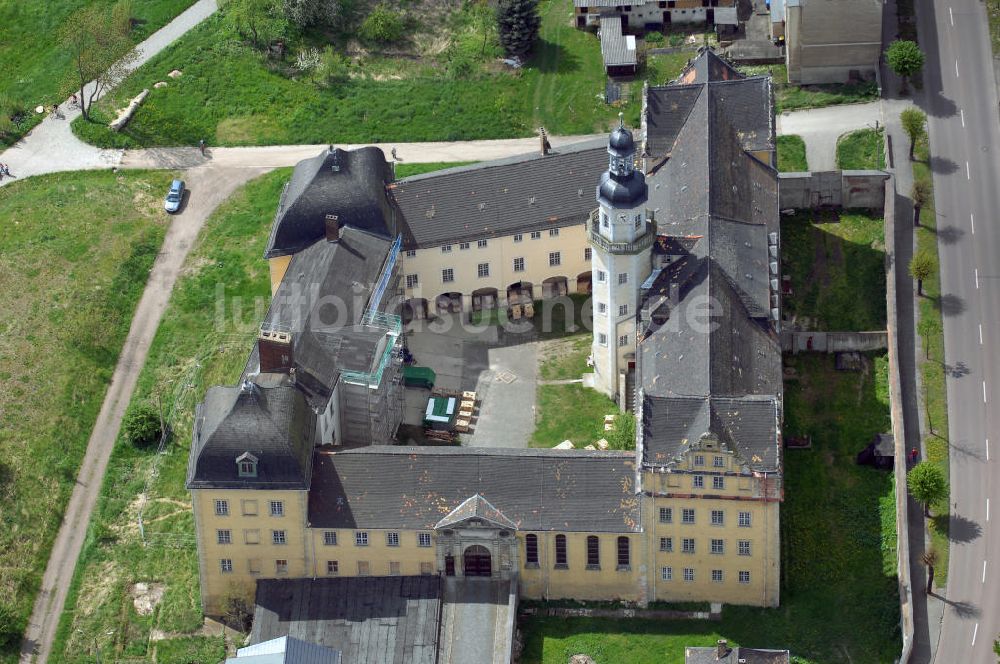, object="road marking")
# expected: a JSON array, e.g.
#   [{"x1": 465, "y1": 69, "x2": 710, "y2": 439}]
[
  {"x1": 988, "y1": 438, "x2": 991, "y2": 461},
  {"x1": 975, "y1": 267, "x2": 980, "y2": 288},
  {"x1": 950, "y1": 6, "x2": 954, "y2": 25},
  {"x1": 988, "y1": 498, "x2": 991, "y2": 522},
  {"x1": 973, "y1": 623, "x2": 979, "y2": 646},
  {"x1": 983, "y1": 380, "x2": 988, "y2": 403},
  {"x1": 961, "y1": 108, "x2": 965, "y2": 127},
  {"x1": 957, "y1": 59, "x2": 961, "y2": 78},
  {"x1": 980, "y1": 323, "x2": 984, "y2": 344},
  {"x1": 967, "y1": 161, "x2": 972, "y2": 179},
  {"x1": 971, "y1": 212, "x2": 975, "y2": 234},
  {"x1": 983, "y1": 560, "x2": 987, "y2": 583}
]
